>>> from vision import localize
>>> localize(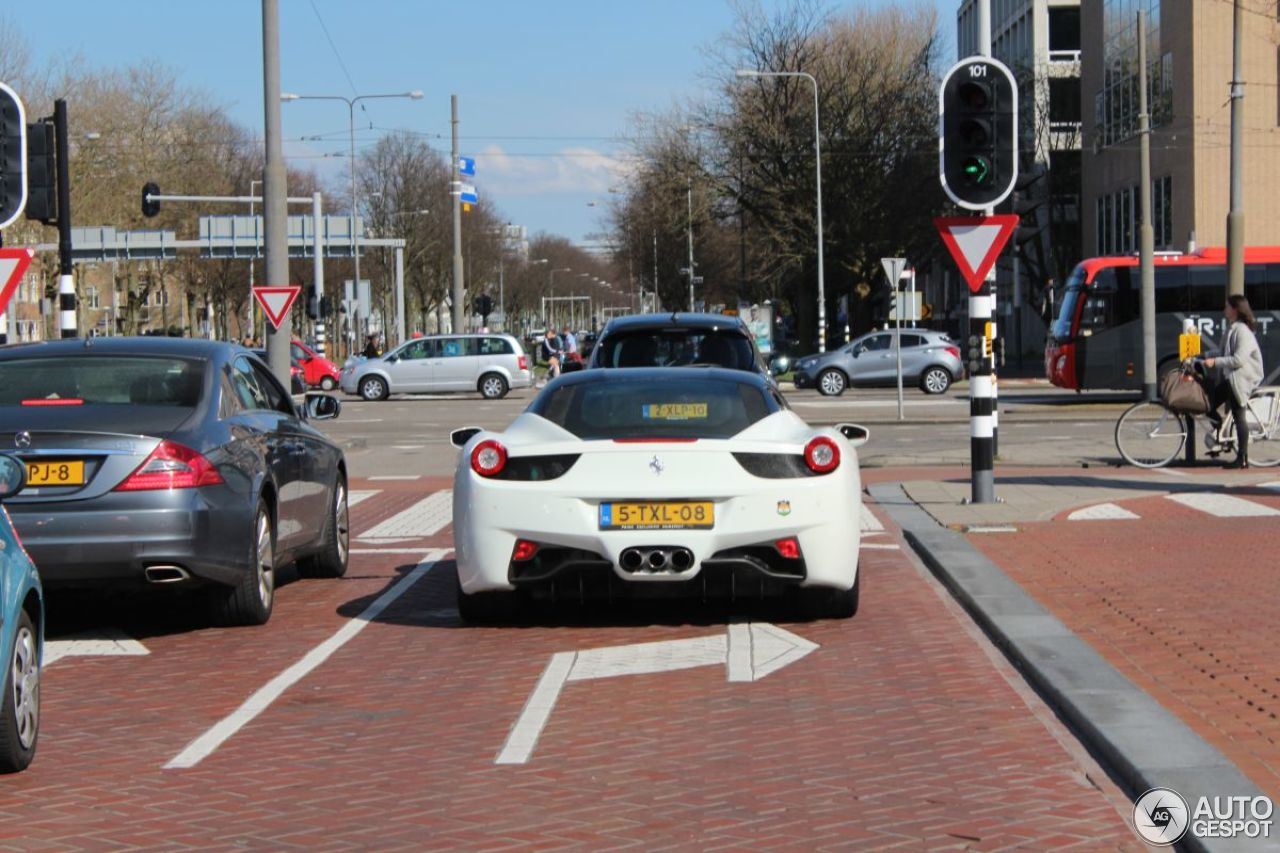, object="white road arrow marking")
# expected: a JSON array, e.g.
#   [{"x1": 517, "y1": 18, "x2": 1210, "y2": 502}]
[
  {"x1": 495, "y1": 622, "x2": 818, "y2": 765},
  {"x1": 44, "y1": 629, "x2": 149, "y2": 666}
]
